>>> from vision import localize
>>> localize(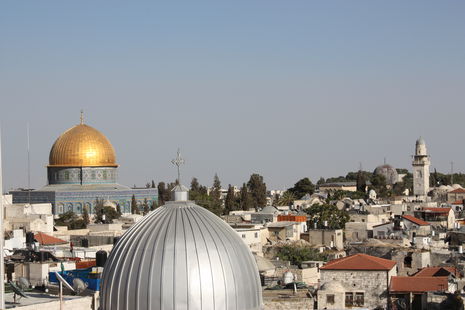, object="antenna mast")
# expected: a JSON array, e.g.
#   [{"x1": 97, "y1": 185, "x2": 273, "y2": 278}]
[
  {"x1": 0, "y1": 127, "x2": 6, "y2": 308},
  {"x1": 27, "y1": 123, "x2": 31, "y2": 203},
  {"x1": 451, "y1": 161, "x2": 454, "y2": 184}
]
